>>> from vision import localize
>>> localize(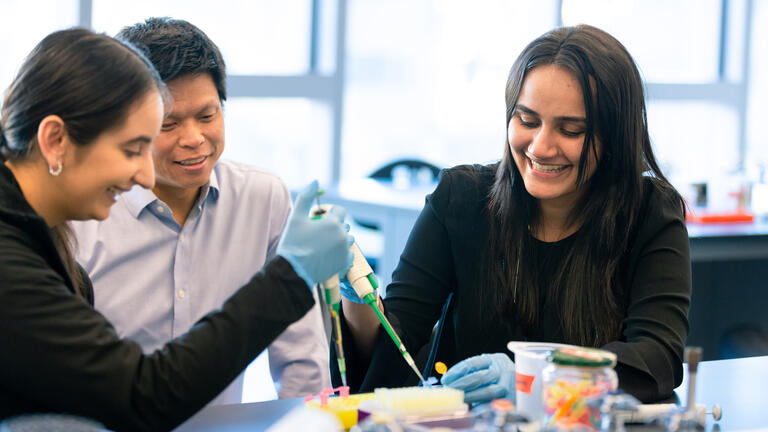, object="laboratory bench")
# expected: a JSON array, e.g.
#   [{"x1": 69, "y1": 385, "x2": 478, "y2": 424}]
[
  {"x1": 687, "y1": 220, "x2": 768, "y2": 261},
  {"x1": 175, "y1": 355, "x2": 768, "y2": 431}
]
